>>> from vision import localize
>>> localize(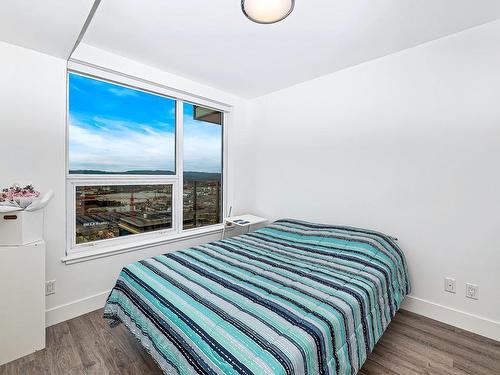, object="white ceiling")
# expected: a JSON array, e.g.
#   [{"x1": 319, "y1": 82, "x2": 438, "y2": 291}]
[
  {"x1": 0, "y1": 0, "x2": 95, "y2": 58},
  {"x1": 1, "y1": 1, "x2": 500, "y2": 98}
]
